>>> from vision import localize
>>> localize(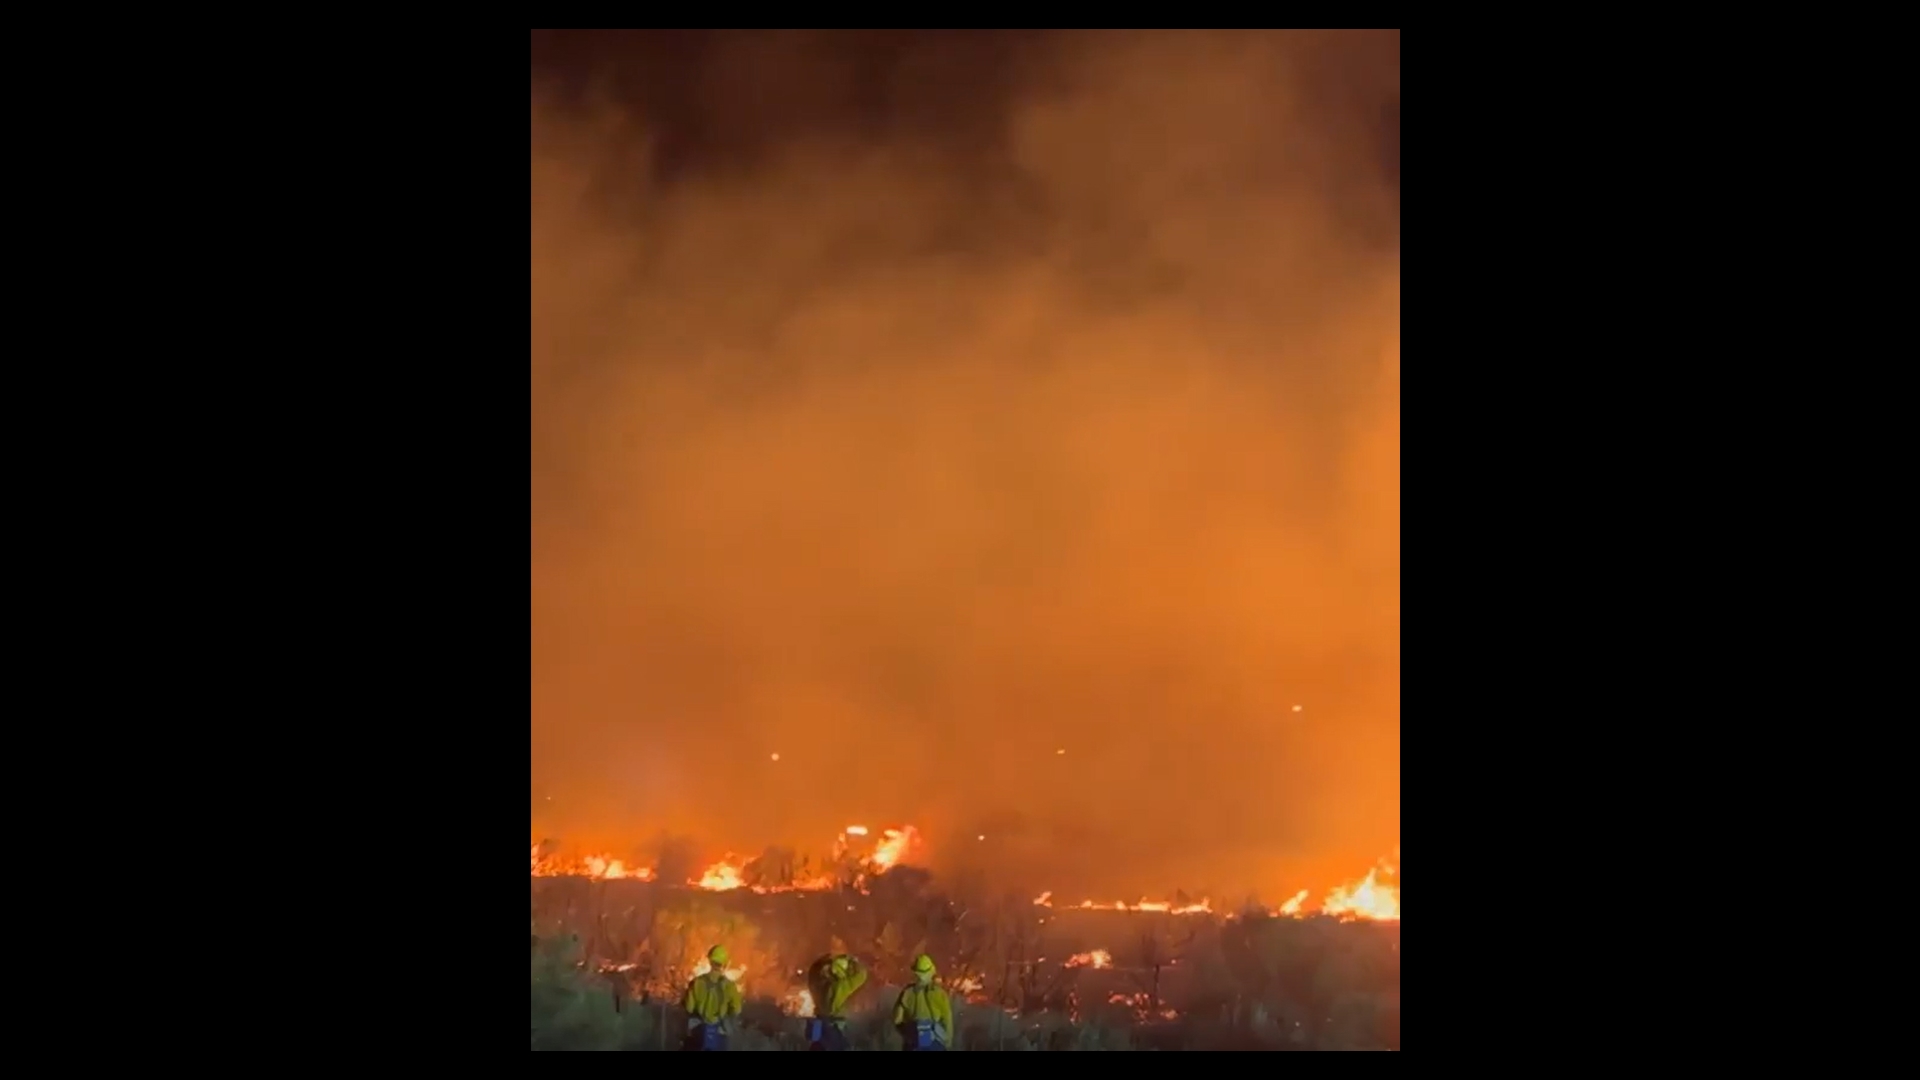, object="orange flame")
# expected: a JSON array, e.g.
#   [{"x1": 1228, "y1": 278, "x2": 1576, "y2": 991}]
[
  {"x1": 1064, "y1": 949, "x2": 1112, "y2": 969},
  {"x1": 533, "y1": 833, "x2": 1399, "y2": 922},
  {"x1": 1320, "y1": 852, "x2": 1399, "y2": 921},
  {"x1": 1028, "y1": 849, "x2": 1400, "y2": 922},
  {"x1": 1108, "y1": 991, "x2": 1181, "y2": 1021},
  {"x1": 531, "y1": 824, "x2": 922, "y2": 894},
  {"x1": 530, "y1": 845, "x2": 655, "y2": 881},
  {"x1": 870, "y1": 826, "x2": 916, "y2": 870},
  {"x1": 1032, "y1": 894, "x2": 1213, "y2": 915},
  {"x1": 696, "y1": 857, "x2": 747, "y2": 891}
]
